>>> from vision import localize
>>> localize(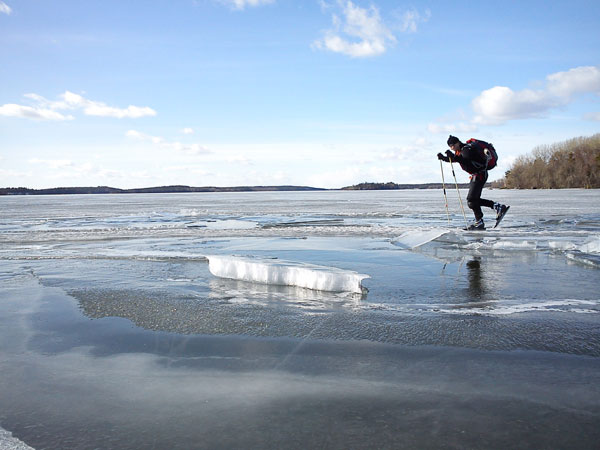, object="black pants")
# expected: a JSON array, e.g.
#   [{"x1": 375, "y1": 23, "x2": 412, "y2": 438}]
[{"x1": 467, "y1": 172, "x2": 494, "y2": 221}]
